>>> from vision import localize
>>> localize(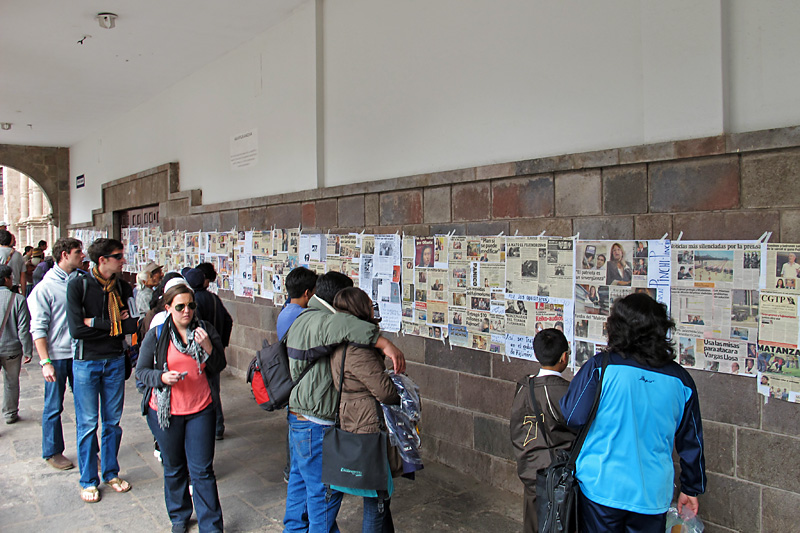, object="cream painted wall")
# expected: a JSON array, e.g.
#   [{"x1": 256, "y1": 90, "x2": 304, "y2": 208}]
[
  {"x1": 70, "y1": 0, "x2": 800, "y2": 222},
  {"x1": 70, "y1": 1, "x2": 318, "y2": 224},
  {"x1": 725, "y1": 0, "x2": 800, "y2": 133},
  {"x1": 322, "y1": 0, "x2": 728, "y2": 186}
]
